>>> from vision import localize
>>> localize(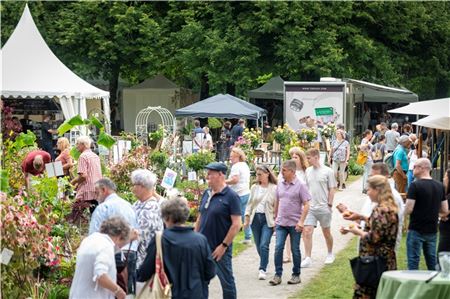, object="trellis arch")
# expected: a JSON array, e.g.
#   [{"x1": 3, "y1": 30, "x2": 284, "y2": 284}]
[{"x1": 135, "y1": 106, "x2": 175, "y2": 144}]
